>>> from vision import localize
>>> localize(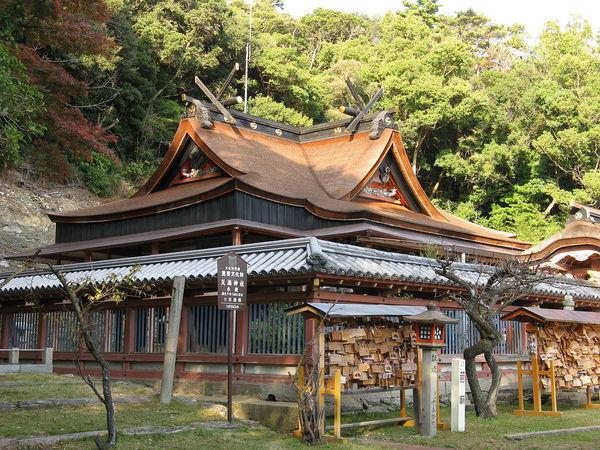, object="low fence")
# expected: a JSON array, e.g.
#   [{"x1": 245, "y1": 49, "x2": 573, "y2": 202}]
[{"x1": 0, "y1": 303, "x2": 526, "y2": 382}]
